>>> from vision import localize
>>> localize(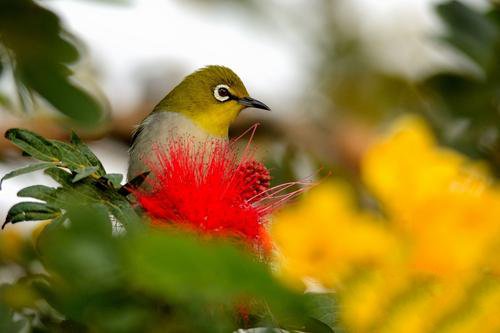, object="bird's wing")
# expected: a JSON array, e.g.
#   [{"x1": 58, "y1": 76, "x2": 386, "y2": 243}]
[{"x1": 129, "y1": 123, "x2": 144, "y2": 151}]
